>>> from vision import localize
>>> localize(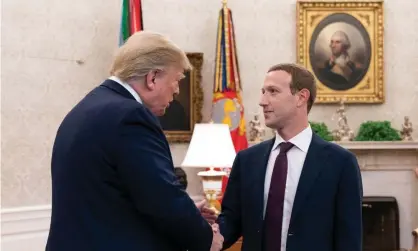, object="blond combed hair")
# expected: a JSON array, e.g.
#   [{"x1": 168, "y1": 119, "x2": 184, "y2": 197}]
[{"x1": 110, "y1": 31, "x2": 192, "y2": 82}]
